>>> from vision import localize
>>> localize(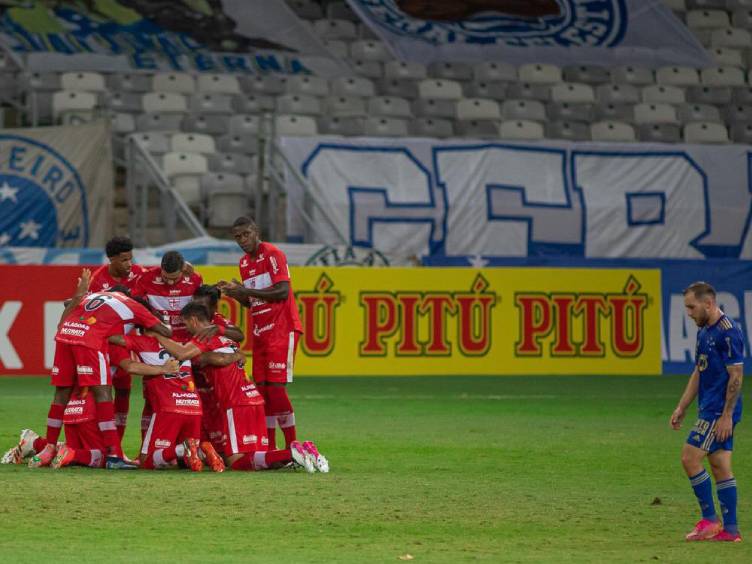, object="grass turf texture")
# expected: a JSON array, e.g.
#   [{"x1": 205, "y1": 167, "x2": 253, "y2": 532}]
[{"x1": 0, "y1": 376, "x2": 750, "y2": 563}]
